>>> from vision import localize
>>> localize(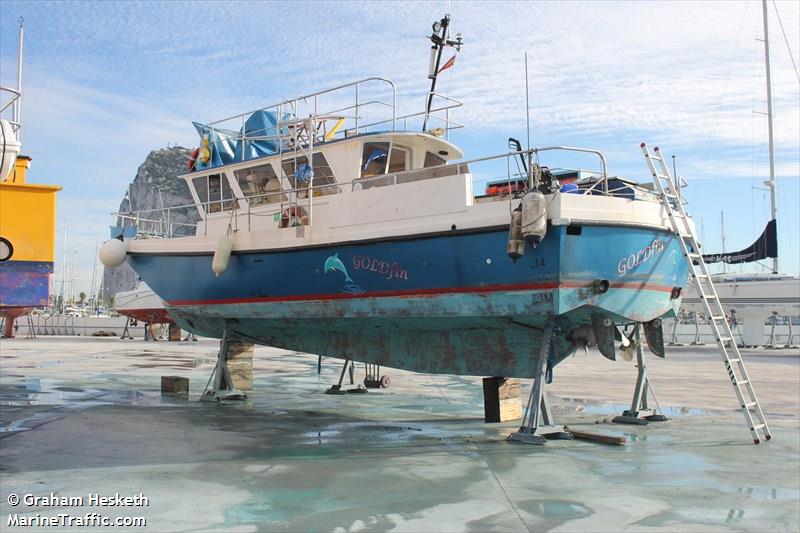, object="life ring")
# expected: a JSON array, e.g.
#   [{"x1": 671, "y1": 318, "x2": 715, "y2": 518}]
[
  {"x1": 279, "y1": 207, "x2": 308, "y2": 228},
  {"x1": 187, "y1": 147, "x2": 200, "y2": 171}
]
